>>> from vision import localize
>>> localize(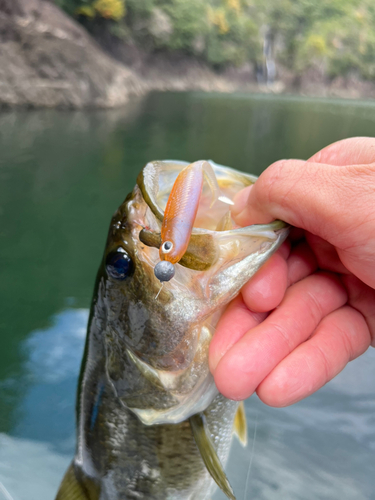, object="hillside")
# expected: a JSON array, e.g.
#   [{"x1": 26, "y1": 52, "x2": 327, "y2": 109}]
[
  {"x1": 1, "y1": 0, "x2": 375, "y2": 108},
  {"x1": 0, "y1": 0, "x2": 143, "y2": 108}
]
